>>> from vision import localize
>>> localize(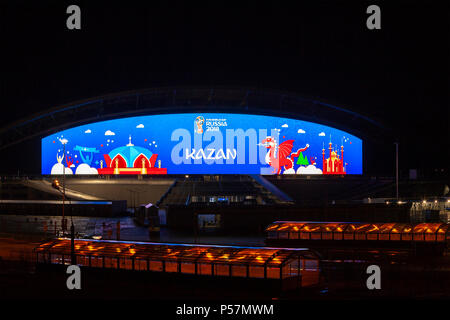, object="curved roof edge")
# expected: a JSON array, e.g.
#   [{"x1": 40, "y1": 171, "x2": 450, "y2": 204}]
[{"x1": 0, "y1": 86, "x2": 392, "y2": 151}]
